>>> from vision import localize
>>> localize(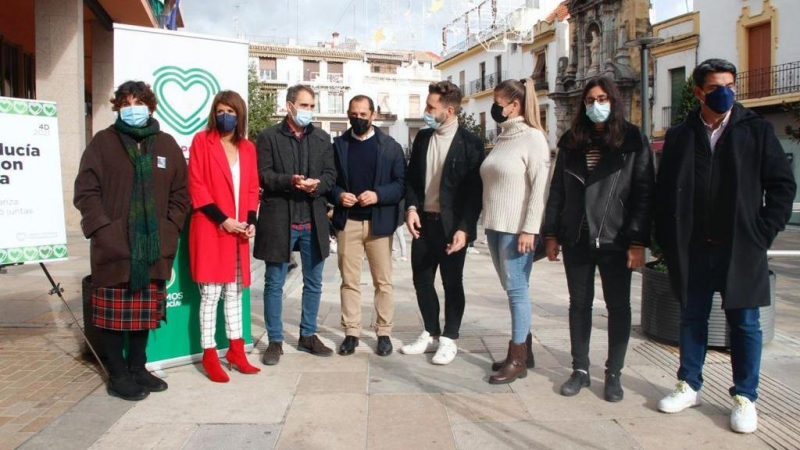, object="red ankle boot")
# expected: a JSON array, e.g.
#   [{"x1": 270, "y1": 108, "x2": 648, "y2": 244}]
[
  {"x1": 202, "y1": 348, "x2": 230, "y2": 383},
  {"x1": 225, "y1": 339, "x2": 261, "y2": 374}
]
